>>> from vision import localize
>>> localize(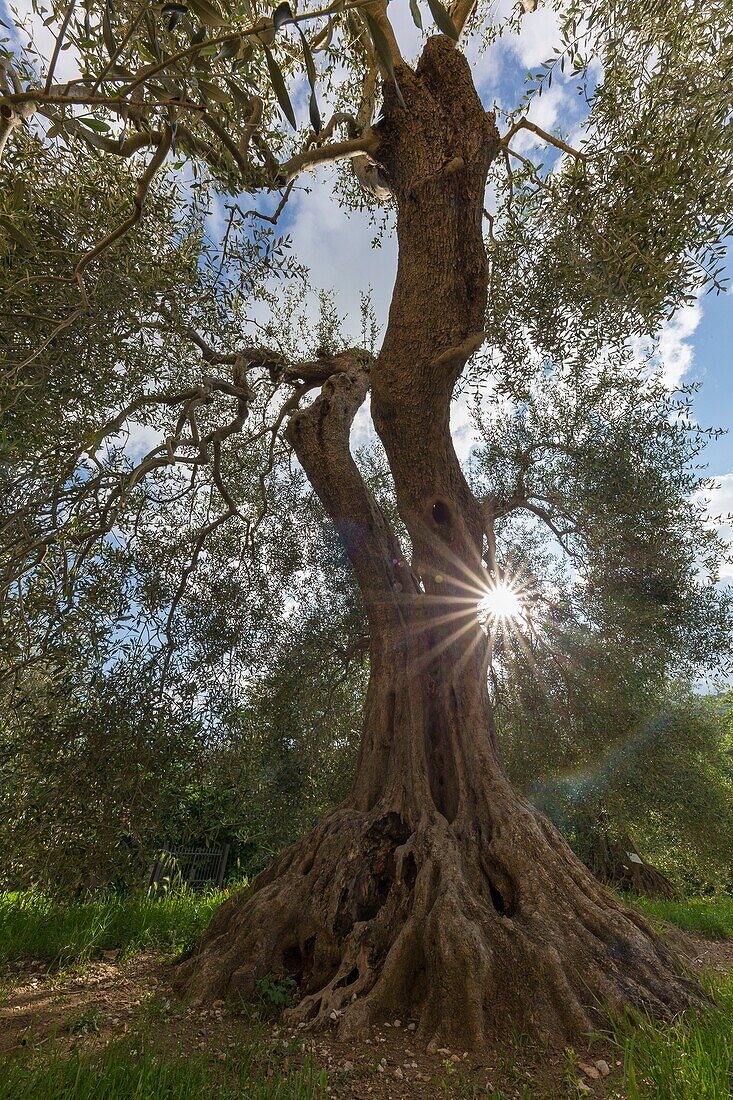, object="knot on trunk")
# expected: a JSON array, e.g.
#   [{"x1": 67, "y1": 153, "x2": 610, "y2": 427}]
[{"x1": 273, "y1": 347, "x2": 373, "y2": 386}]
